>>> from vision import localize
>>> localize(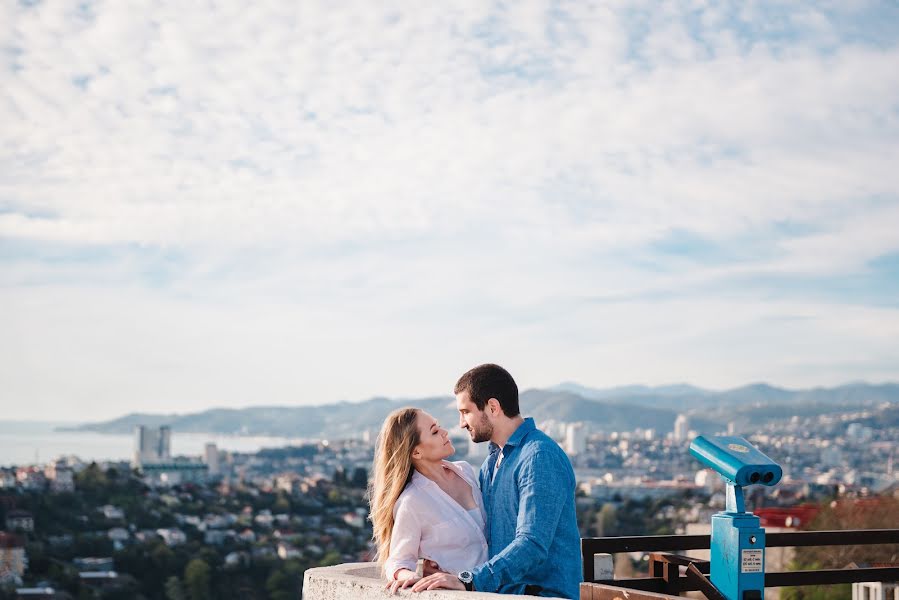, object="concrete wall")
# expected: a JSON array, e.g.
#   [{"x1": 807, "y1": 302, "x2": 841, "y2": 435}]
[{"x1": 302, "y1": 562, "x2": 567, "y2": 600}]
